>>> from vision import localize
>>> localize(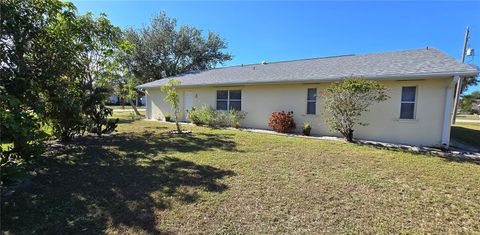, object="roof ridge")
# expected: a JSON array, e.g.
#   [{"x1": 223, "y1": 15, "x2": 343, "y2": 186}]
[{"x1": 210, "y1": 47, "x2": 435, "y2": 71}]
